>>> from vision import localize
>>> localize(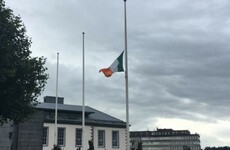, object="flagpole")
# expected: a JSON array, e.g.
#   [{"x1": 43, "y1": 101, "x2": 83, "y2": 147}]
[
  {"x1": 82, "y1": 32, "x2": 85, "y2": 150},
  {"x1": 124, "y1": 0, "x2": 130, "y2": 150},
  {"x1": 55, "y1": 52, "x2": 59, "y2": 146}
]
